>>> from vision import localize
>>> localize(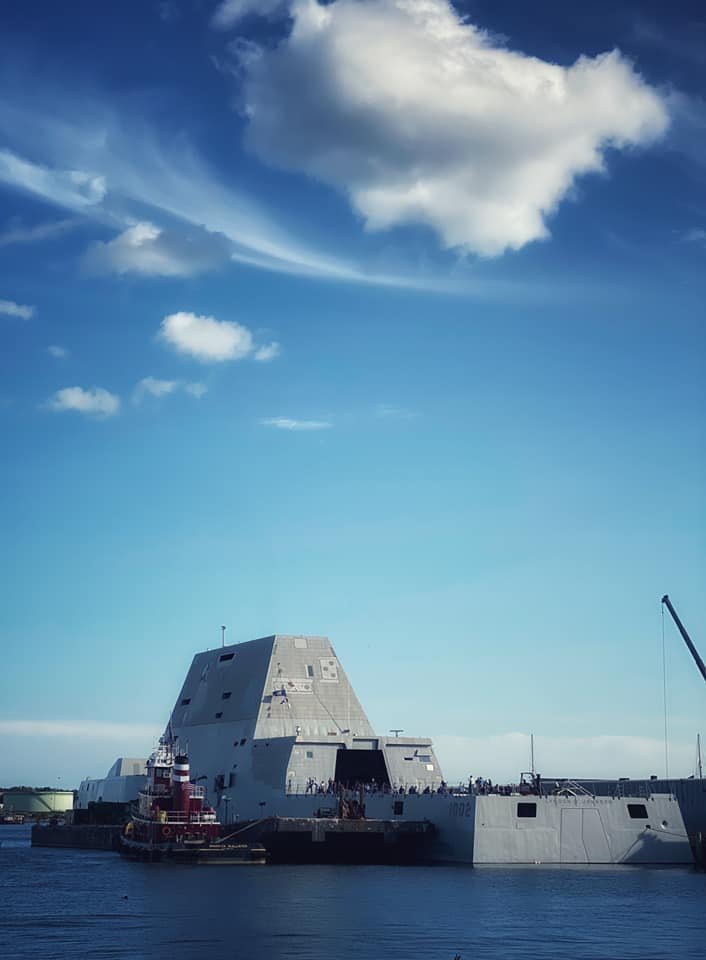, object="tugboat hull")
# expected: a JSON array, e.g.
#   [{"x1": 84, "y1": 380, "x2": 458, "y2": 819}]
[{"x1": 119, "y1": 836, "x2": 266, "y2": 864}]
